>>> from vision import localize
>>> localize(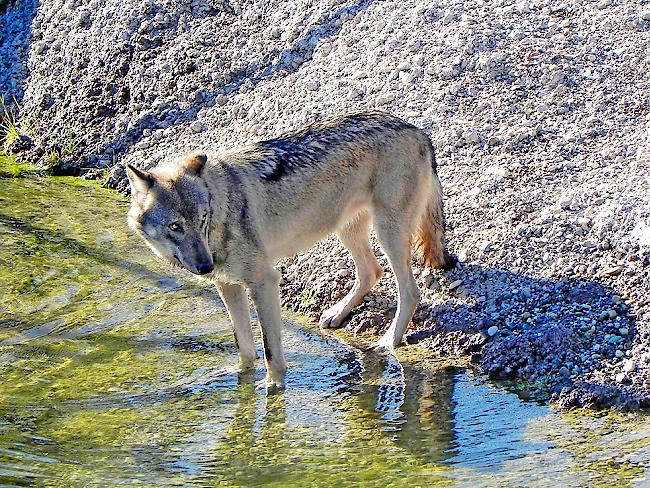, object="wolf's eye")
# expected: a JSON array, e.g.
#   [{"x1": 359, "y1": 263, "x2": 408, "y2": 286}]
[{"x1": 168, "y1": 222, "x2": 183, "y2": 232}]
